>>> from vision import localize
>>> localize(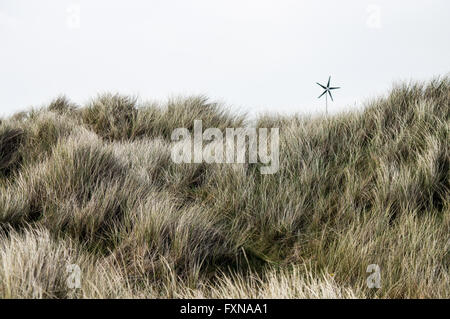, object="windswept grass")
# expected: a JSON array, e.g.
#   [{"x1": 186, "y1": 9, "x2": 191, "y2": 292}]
[{"x1": 0, "y1": 77, "x2": 448, "y2": 298}]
